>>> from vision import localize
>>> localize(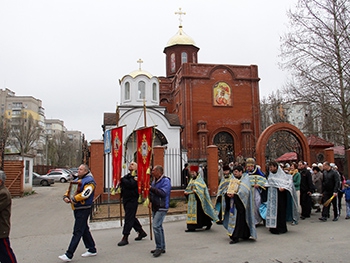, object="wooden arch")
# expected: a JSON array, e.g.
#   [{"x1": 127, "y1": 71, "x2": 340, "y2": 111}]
[{"x1": 256, "y1": 122, "x2": 310, "y2": 172}]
